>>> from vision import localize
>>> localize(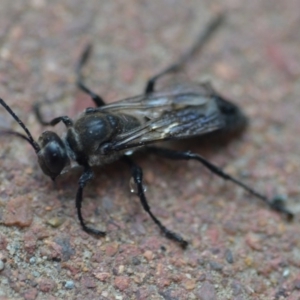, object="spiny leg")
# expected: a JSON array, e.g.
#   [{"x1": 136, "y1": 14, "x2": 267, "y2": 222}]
[
  {"x1": 34, "y1": 45, "x2": 105, "y2": 125},
  {"x1": 76, "y1": 44, "x2": 106, "y2": 107},
  {"x1": 146, "y1": 146, "x2": 293, "y2": 220},
  {"x1": 144, "y1": 13, "x2": 225, "y2": 94},
  {"x1": 122, "y1": 155, "x2": 188, "y2": 248},
  {"x1": 76, "y1": 166, "x2": 106, "y2": 236},
  {"x1": 33, "y1": 104, "x2": 73, "y2": 128}
]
